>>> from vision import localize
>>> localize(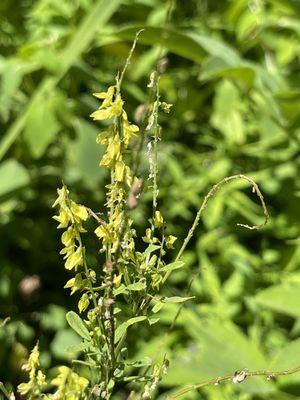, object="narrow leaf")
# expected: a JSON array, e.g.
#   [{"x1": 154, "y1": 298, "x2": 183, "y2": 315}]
[
  {"x1": 127, "y1": 282, "x2": 145, "y2": 291},
  {"x1": 115, "y1": 316, "x2": 147, "y2": 343},
  {"x1": 163, "y1": 296, "x2": 194, "y2": 304},
  {"x1": 160, "y1": 261, "x2": 185, "y2": 272}
]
